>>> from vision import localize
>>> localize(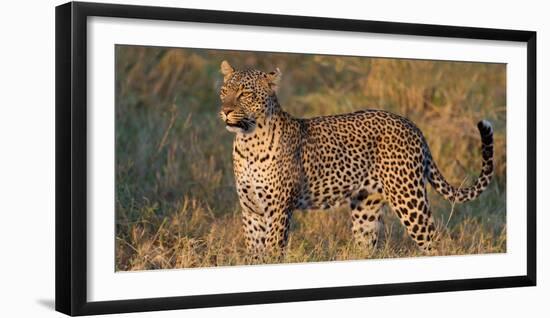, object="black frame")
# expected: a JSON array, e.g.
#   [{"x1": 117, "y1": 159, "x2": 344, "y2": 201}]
[{"x1": 55, "y1": 1, "x2": 537, "y2": 316}]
